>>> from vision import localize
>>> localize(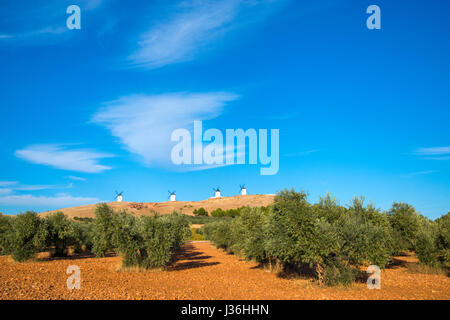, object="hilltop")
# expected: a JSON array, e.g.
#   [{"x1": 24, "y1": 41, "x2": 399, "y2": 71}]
[{"x1": 39, "y1": 194, "x2": 275, "y2": 219}]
